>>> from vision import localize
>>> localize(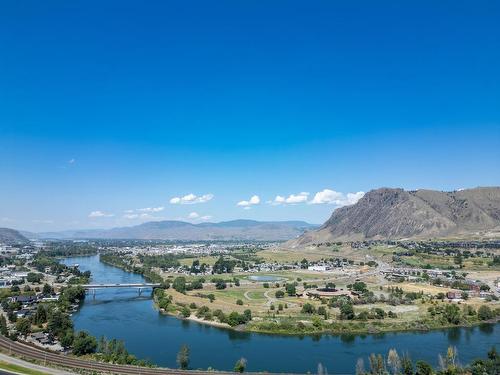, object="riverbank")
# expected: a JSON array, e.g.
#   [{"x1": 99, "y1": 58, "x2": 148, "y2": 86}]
[
  {"x1": 63, "y1": 254, "x2": 500, "y2": 373},
  {"x1": 157, "y1": 301, "x2": 500, "y2": 336},
  {"x1": 98, "y1": 254, "x2": 500, "y2": 337}
]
